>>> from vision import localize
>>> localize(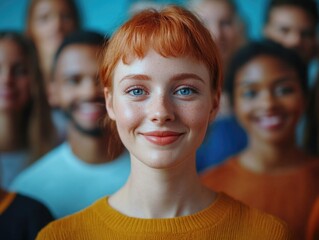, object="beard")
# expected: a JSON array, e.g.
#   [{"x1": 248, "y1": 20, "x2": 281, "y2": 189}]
[{"x1": 63, "y1": 100, "x2": 105, "y2": 138}]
